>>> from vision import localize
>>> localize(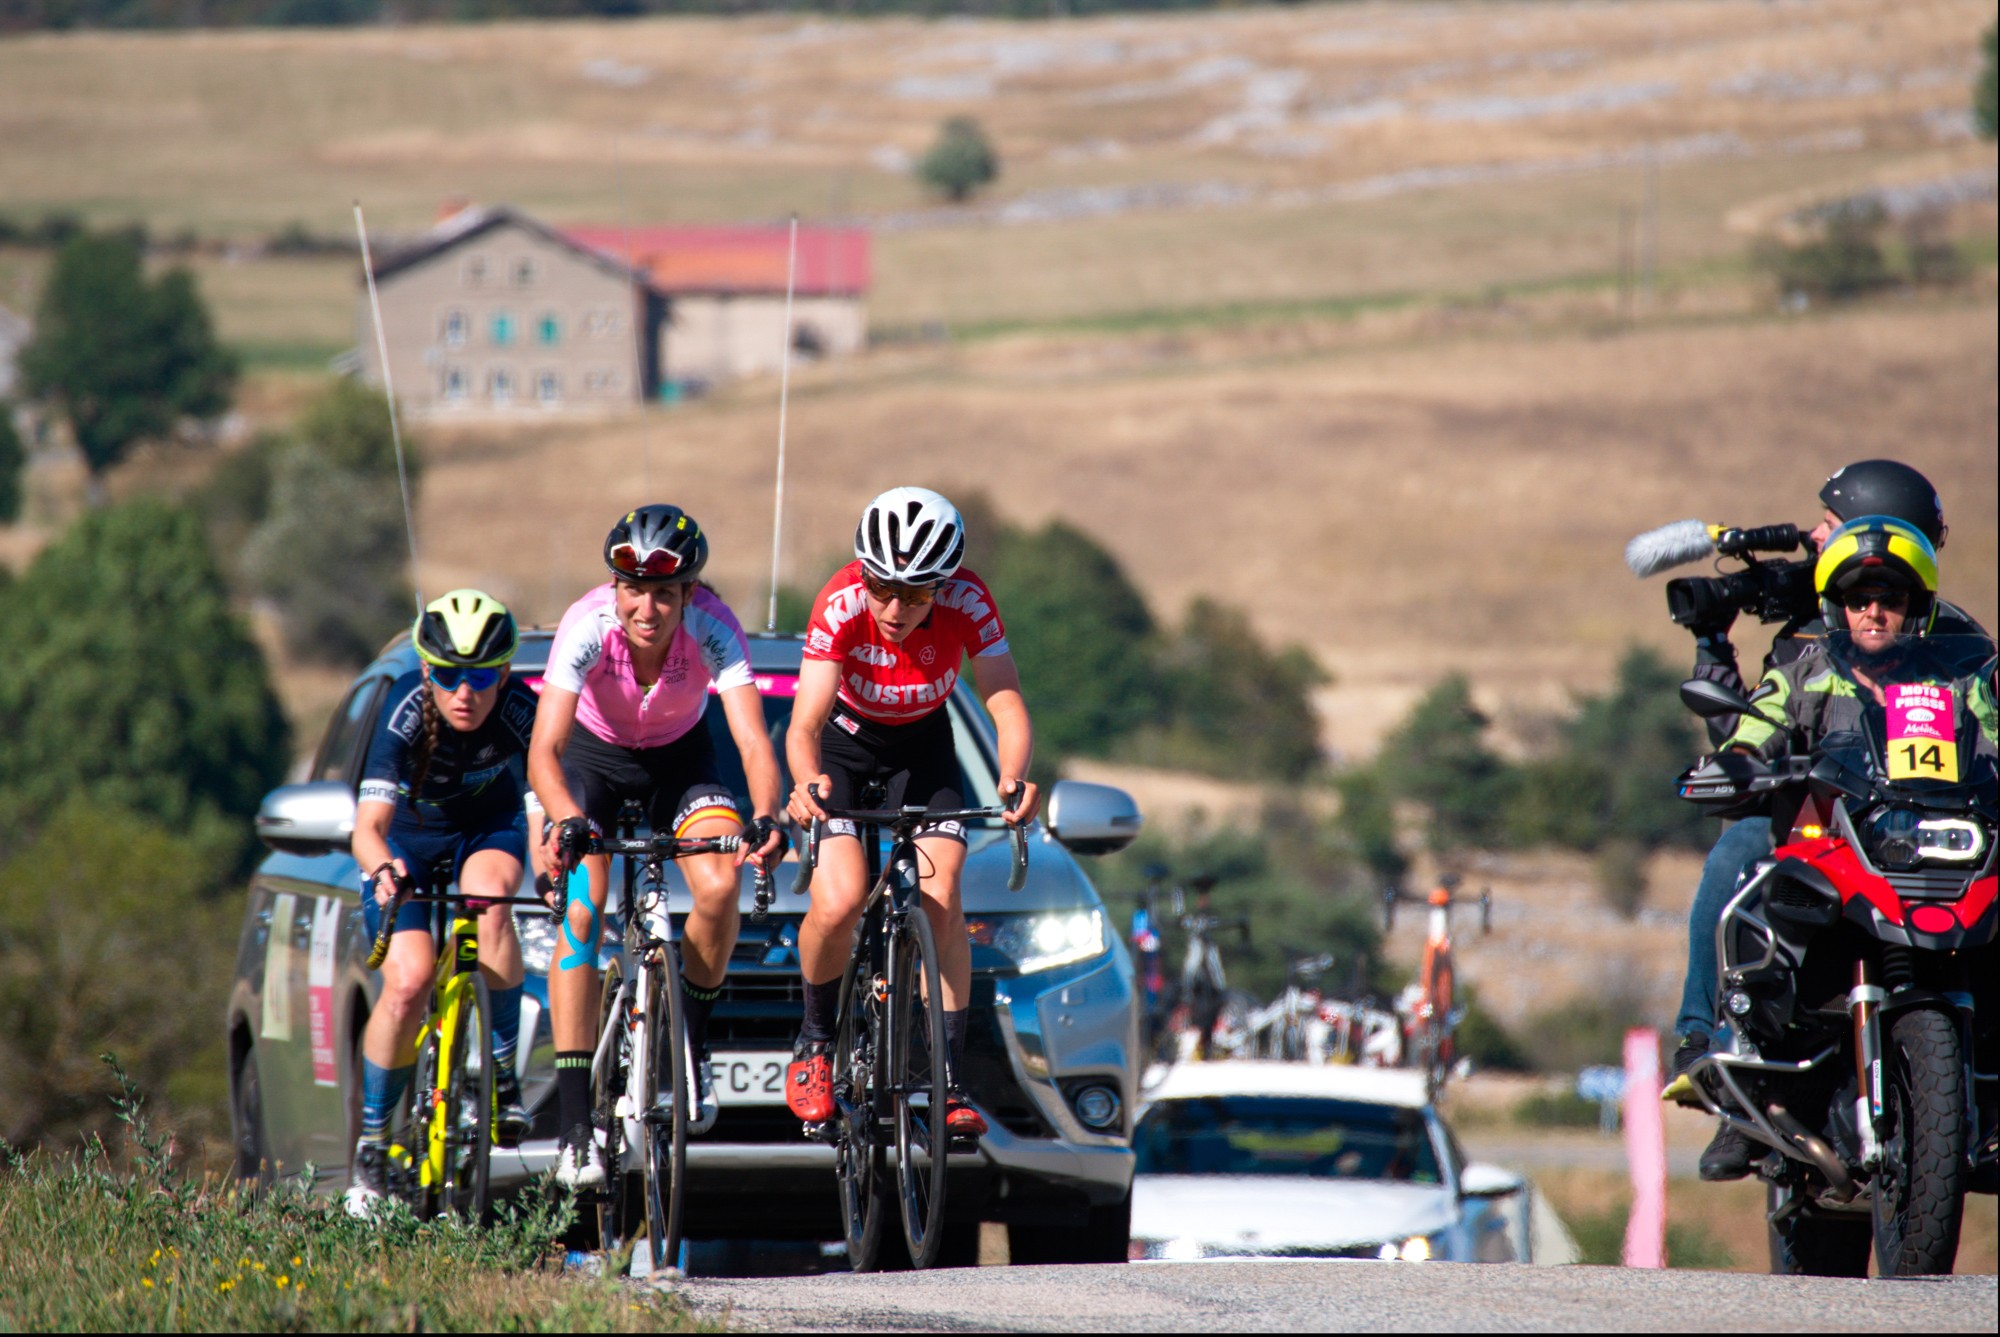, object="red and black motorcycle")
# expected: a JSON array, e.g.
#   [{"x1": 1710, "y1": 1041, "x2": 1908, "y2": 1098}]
[{"x1": 1675, "y1": 632, "x2": 1996, "y2": 1277}]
